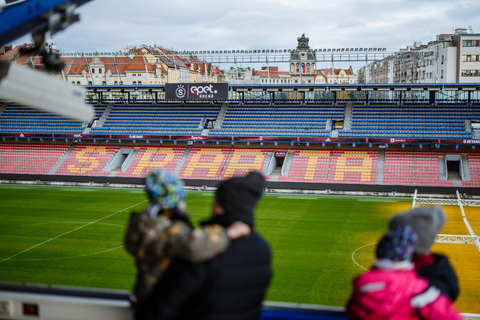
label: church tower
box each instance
[289,34,316,84]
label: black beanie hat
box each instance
[215,172,265,215]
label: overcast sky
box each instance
[9,0,480,70]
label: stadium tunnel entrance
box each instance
[447,160,461,181]
[106,148,139,172]
[264,151,287,178]
[442,154,469,182]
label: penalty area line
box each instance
[0,200,148,264]
[351,242,376,271]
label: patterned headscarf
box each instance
[376,225,418,262]
[145,169,186,214]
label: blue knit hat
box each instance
[145,169,186,212]
[376,225,418,262]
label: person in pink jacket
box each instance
[346,225,462,320]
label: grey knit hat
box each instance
[389,206,446,254]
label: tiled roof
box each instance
[252,70,290,78]
[315,74,328,82]
[320,68,353,76]
[60,55,156,75]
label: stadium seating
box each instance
[278,148,378,184]
[209,105,343,136]
[383,150,457,186]
[55,144,119,176]
[178,147,231,180]
[221,147,278,179]
[383,150,416,185]
[115,146,186,177]
[0,105,84,134]
[339,105,477,139]
[463,153,480,187]
[177,147,273,180]
[2,103,478,140]
[0,143,69,174]
[1,142,480,188]
[328,149,378,184]
[414,151,454,186]
[90,105,220,135]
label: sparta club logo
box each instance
[175,85,187,98]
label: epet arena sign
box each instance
[165,83,228,100]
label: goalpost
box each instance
[412,190,480,320]
[412,189,480,253]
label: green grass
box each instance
[0,185,411,307]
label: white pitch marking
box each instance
[0,221,126,232]
[351,242,376,271]
[0,200,147,264]
[12,245,125,261]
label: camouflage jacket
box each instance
[124,206,229,300]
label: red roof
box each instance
[252,70,289,78]
[320,68,353,76]
[59,55,156,75]
[315,74,328,82]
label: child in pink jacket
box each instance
[346,225,462,320]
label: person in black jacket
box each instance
[135,171,272,320]
[389,206,459,302]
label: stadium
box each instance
[1,1,480,319]
[1,81,480,319]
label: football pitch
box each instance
[0,184,479,313]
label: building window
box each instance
[462,70,480,77]
[138,81,142,85]
[462,55,480,62]
[99,68,102,74]
[77,81,80,85]
[133,81,137,85]
[463,40,480,47]
[91,69,95,74]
